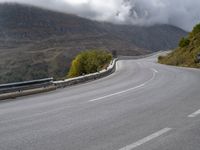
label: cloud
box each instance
[123,0,200,31]
[0,0,199,31]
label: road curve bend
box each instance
[0,54,200,150]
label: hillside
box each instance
[0,3,187,84]
[158,23,200,68]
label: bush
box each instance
[192,23,200,36]
[179,37,190,47]
[158,23,200,68]
[158,55,164,61]
[67,50,112,78]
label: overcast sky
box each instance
[0,0,200,31]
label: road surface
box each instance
[0,54,200,150]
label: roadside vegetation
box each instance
[158,23,200,68]
[67,50,113,78]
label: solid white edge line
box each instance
[118,128,172,150]
[188,109,200,118]
[89,68,157,102]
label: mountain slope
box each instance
[158,23,200,68]
[0,3,187,84]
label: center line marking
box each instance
[118,128,172,150]
[89,68,157,102]
[152,68,158,73]
[188,109,200,118]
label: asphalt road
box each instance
[0,53,200,150]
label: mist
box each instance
[0,0,199,31]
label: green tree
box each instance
[192,23,200,36]
[68,50,112,78]
[179,37,190,47]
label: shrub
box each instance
[192,23,200,36]
[158,55,164,61]
[158,23,200,68]
[179,37,190,48]
[67,50,112,78]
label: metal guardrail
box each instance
[0,78,53,94]
[53,59,117,88]
[0,59,117,99]
[0,51,159,99]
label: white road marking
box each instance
[152,68,158,73]
[118,128,172,150]
[89,84,145,102]
[89,68,157,102]
[188,109,200,118]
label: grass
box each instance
[158,23,200,68]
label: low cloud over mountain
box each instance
[0,0,199,31]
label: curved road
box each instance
[0,54,200,150]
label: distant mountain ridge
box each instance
[0,3,187,51]
[0,3,187,84]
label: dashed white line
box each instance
[89,84,145,102]
[118,128,172,150]
[188,109,200,118]
[152,68,158,73]
[89,68,157,102]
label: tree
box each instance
[192,23,200,36]
[67,50,112,78]
[179,37,190,48]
